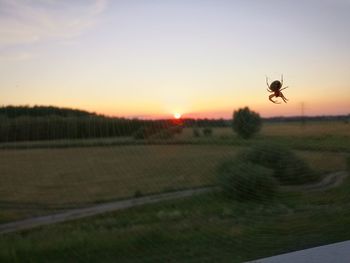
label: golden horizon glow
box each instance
[174,112,182,119]
[0,1,349,118]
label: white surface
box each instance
[248,240,350,263]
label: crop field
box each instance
[179,121,350,152]
[1,164,350,262]
[178,121,349,137]
[0,121,348,151]
[0,145,237,222]
[0,144,348,223]
[0,121,349,261]
[261,121,350,137]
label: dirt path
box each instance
[0,187,216,235]
[281,171,348,192]
[0,171,348,235]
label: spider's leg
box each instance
[280,86,288,91]
[266,76,270,89]
[281,92,288,100]
[267,88,273,93]
[280,92,288,103]
[281,74,283,86]
[269,94,281,104]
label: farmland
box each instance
[0,120,349,261]
[0,121,349,153]
[0,121,349,222]
[1,166,350,262]
[0,145,237,222]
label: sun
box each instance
[174,112,182,119]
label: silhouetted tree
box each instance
[232,107,262,139]
[203,127,213,137]
[193,127,201,137]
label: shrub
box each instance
[133,127,158,140]
[151,129,175,139]
[134,190,143,198]
[217,161,278,201]
[203,127,213,137]
[193,127,201,137]
[171,126,183,134]
[238,143,318,185]
[133,127,149,140]
[232,107,262,139]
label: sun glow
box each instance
[174,112,182,119]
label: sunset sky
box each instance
[0,0,349,118]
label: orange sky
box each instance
[0,0,349,119]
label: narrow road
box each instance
[0,187,217,235]
[281,171,348,192]
[0,171,347,235]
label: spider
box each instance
[266,75,289,104]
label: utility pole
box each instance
[301,102,305,127]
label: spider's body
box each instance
[266,75,289,104]
[269,80,282,92]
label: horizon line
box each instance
[1,104,349,120]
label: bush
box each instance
[133,127,157,140]
[238,143,318,185]
[134,190,143,198]
[232,107,262,139]
[133,127,148,139]
[217,161,278,201]
[193,127,201,137]
[171,126,183,134]
[151,129,175,139]
[203,127,213,137]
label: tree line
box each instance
[0,105,93,118]
[0,106,231,142]
[0,106,177,142]
[0,105,348,143]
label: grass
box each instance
[0,145,237,222]
[177,120,350,137]
[0,121,349,153]
[1,174,350,262]
[0,122,349,261]
[0,144,347,223]
[177,121,350,152]
[298,151,348,174]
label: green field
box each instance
[0,145,237,222]
[179,121,350,138]
[0,121,349,262]
[1,171,350,262]
[1,121,349,152]
[0,145,347,223]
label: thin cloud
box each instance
[0,0,108,48]
[0,51,34,61]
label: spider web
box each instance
[0,109,349,262]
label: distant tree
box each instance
[133,127,153,140]
[151,129,176,140]
[170,126,183,134]
[0,105,93,118]
[232,107,262,139]
[193,127,201,137]
[202,127,213,137]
